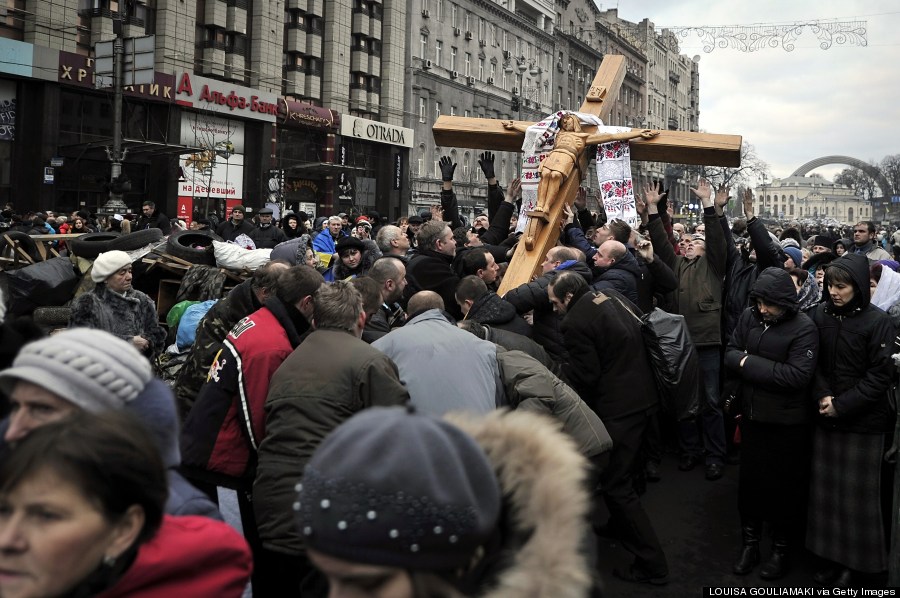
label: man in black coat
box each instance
[455,275,532,338]
[504,245,592,365]
[549,271,668,585]
[404,220,463,320]
[591,240,641,304]
[215,205,255,242]
[249,207,287,249]
[136,200,172,235]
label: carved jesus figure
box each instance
[503,113,658,249]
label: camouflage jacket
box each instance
[174,279,261,418]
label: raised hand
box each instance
[642,180,664,206]
[439,156,456,182]
[714,184,731,214]
[505,178,522,203]
[478,151,496,180]
[690,178,713,205]
[574,187,587,211]
[430,204,445,222]
[636,238,655,263]
[562,204,575,225]
[742,188,755,219]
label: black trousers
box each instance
[600,407,668,575]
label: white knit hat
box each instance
[0,328,152,412]
[91,250,133,283]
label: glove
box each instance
[478,151,495,180]
[439,156,456,182]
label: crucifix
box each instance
[432,55,742,296]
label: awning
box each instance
[284,162,368,175]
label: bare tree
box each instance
[879,154,900,196]
[834,166,877,200]
[695,141,770,190]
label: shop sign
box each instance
[340,115,413,148]
[175,73,278,122]
[58,51,174,102]
[393,154,402,190]
[178,152,244,199]
[278,99,337,129]
[0,80,15,141]
[180,112,245,154]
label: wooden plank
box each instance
[3,234,35,265]
[433,117,741,167]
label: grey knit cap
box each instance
[0,328,152,412]
[295,406,501,571]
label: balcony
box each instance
[368,56,380,78]
[226,5,247,34]
[350,50,367,72]
[285,70,306,96]
[286,0,307,10]
[307,31,322,56]
[286,28,307,51]
[668,70,680,84]
[667,117,678,130]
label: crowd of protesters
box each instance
[0,149,898,597]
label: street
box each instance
[594,454,872,596]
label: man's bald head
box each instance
[407,290,445,315]
[594,239,627,269]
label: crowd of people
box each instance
[0,150,898,596]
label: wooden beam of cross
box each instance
[432,55,743,296]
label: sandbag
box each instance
[3,257,79,317]
[213,240,272,271]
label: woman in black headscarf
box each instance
[806,253,896,587]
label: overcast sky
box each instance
[612,1,899,183]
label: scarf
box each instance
[515,111,639,231]
[873,265,900,312]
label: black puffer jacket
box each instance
[467,292,532,338]
[504,260,593,365]
[591,249,641,305]
[405,248,463,320]
[811,253,896,434]
[724,268,819,425]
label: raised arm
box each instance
[502,120,531,134]
[584,128,658,146]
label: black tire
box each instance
[166,230,223,266]
[108,228,164,252]
[69,232,121,259]
[1,230,40,261]
[32,306,72,328]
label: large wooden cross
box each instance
[432,55,742,296]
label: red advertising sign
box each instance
[57,51,174,103]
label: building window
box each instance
[478,58,484,80]
[465,53,471,77]
[419,97,426,123]
[478,17,484,40]
[450,3,457,27]
[418,145,426,177]
[420,34,428,59]
[450,47,457,71]
[435,101,441,122]
[450,106,456,116]
[435,41,443,66]
[464,10,469,32]
[436,0,443,20]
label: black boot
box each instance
[732,521,761,575]
[759,531,790,580]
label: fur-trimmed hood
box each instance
[443,409,592,598]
